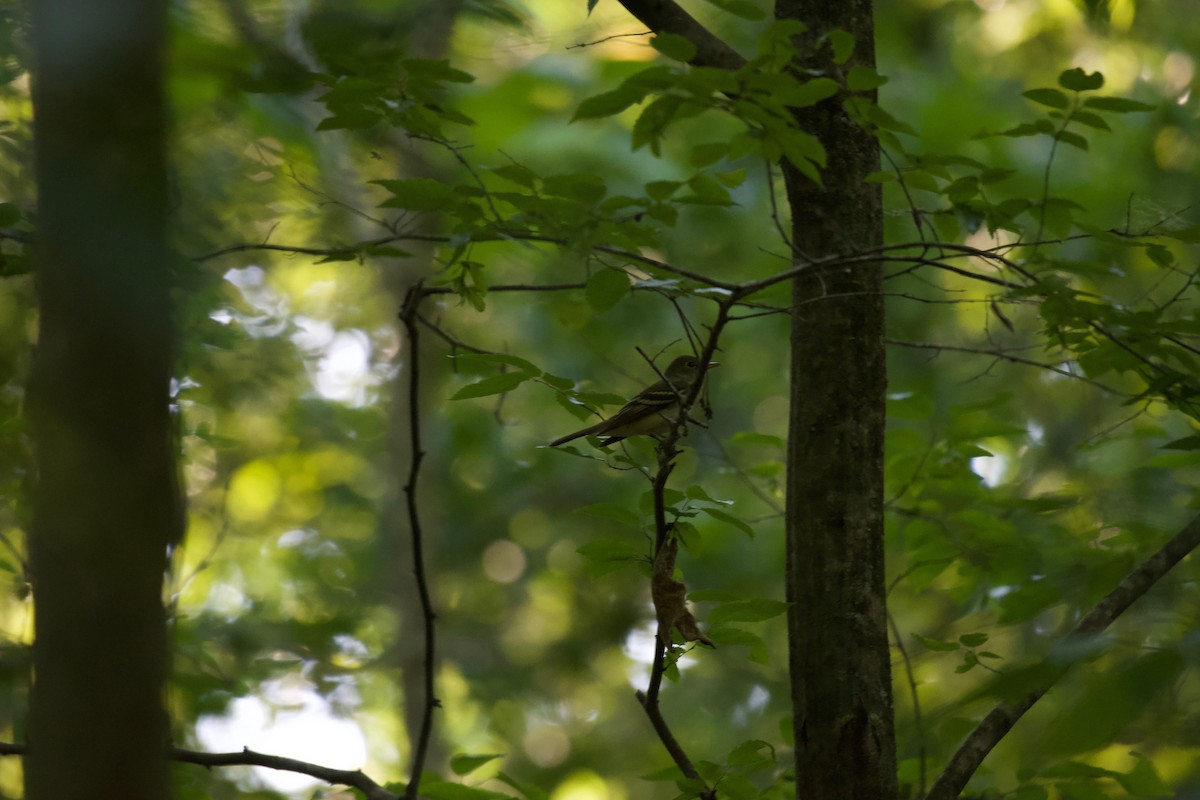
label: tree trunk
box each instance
[27,0,177,798]
[776,2,897,798]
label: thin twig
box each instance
[764,160,794,254]
[888,612,927,798]
[399,284,439,800]
[885,339,1125,395]
[566,30,653,50]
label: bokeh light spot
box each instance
[522,722,570,768]
[483,540,526,584]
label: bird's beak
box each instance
[706,362,719,369]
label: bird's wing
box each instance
[549,375,687,447]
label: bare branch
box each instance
[171,746,400,800]
[399,284,439,800]
[611,0,746,69]
[0,742,400,800]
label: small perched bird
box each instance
[549,355,717,448]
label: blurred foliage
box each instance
[1,0,1199,798]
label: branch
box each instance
[399,284,439,800]
[193,231,738,292]
[612,0,746,69]
[630,301,735,800]
[0,742,400,800]
[885,339,1126,395]
[889,612,927,798]
[171,746,399,800]
[926,514,1200,800]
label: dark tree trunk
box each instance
[776,2,897,799]
[27,0,177,798]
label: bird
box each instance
[549,355,717,448]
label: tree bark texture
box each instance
[777,2,897,798]
[27,1,177,798]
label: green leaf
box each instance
[777,130,828,181]
[495,771,548,800]
[1059,68,1104,91]
[572,87,642,121]
[0,202,20,226]
[700,506,755,538]
[944,175,979,202]
[847,65,888,91]
[651,32,697,62]
[401,58,475,84]
[959,632,989,648]
[706,625,770,663]
[1162,435,1200,451]
[1049,782,1107,800]
[645,180,682,200]
[640,764,688,782]
[913,633,960,652]
[452,353,541,376]
[449,753,504,776]
[419,773,510,800]
[685,485,730,504]
[887,392,932,420]
[1082,96,1156,113]
[708,598,789,625]
[1070,111,1111,131]
[587,0,600,14]
[1000,120,1056,137]
[576,502,642,527]
[542,173,606,203]
[632,94,686,154]
[1038,650,1185,757]
[1041,761,1113,780]
[576,537,644,575]
[1144,243,1174,266]
[585,268,630,312]
[316,108,382,131]
[718,773,761,800]
[1023,88,1070,109]
[826,29,855,64]
[776,77,840,108]
[372,178,458,211]
[726,739,775,769]
[715,168,746,188]
[1115,753,1173,797]
[1056,129,1089,151]
[690,142,729,167]
[488,163,538,189]
[700,0,765,20]
[315,249,358,264]
[684,172,733,205]
[450,372,528,400]
[728,431,784,448]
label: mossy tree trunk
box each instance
[776,2,898,798]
